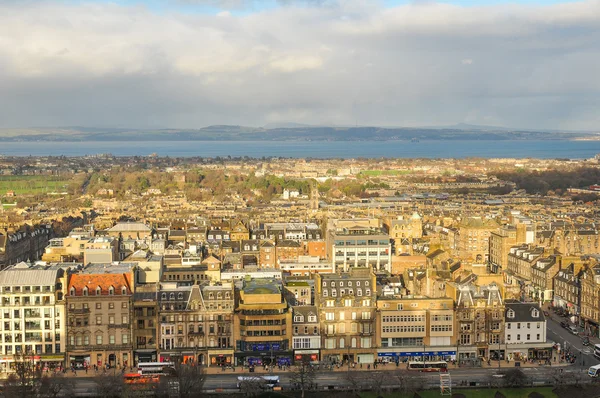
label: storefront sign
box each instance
[377,351,456,357]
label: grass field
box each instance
[359,387,558,398]
[0,175,71,195]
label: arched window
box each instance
[70,287,75,296]
[82,287,88,296]
[96,287,101,296]
[108,286,114,296]
[177,293,183,300]
[170,293,175,300]
[121,286,127,295]
[161,293,166,300]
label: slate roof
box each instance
[505,300,545,323]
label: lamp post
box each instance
[498,339,501,371]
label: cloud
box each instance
[0,0,599,130]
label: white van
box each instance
[587,364,600,377]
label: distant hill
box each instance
[0,125,597,142]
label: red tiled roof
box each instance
[67,273,132,296]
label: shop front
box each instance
[0,354,66,372]
[377,348,457,364]
[234,350,293,367]
[134,349,157,365]
[506,342,553,361]
[208,349,233,367]
[294,349,319,365]
[69,354,91,369]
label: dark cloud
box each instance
[0,0,598,129]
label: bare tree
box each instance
[343,370,366,396]
[94,373,125,398]
[501,368,529,388]
[290,362,317,398]
[366,371,390,396]
[237,377,266,397]
[156,363,206,398]
[392,369,425,394]
[2,353,41,398]
[38,373,75,398]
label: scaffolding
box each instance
[440,372,451,396]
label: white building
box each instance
[504,300,550,361]
[0,262,68,372]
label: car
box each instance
[561,321,567,328]
[543,311,549,316]
[569,325,579,335]
[582,336,590,346]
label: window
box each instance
[344,299,352,307]
[122,315,128,324]
[325,312,334,321]
[507,334,511,341]
[516,334,521,341]
[526,334,530,341]
[96,303,101,309]
[96,335,103,345]
[122,302,127,309]
[507,323,511,329]
[517,323,520,329]
[536,334,540,340]
[83,287,88,296]
[84,335,89,346]
[109,303,114,309]
[537,323,540,329]
[109,316,115,325]
[108,287,114,296]
[122,334,129,344]
[96,287,101,296]
[109,335,115,344]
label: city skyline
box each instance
[0,0,598,130]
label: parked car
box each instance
[582,336,590,346]
[569,325,579,335]
[560,321,567,328]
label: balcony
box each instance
[71,308,90,314]
[67,344,132,351]
[108,324,130,329]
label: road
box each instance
[546,310,597,368]
[67,366,591,396]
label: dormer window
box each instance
[108,286,114,296]
[82,287,88,296]
[70,287,75,296]
[532,309,539,318]
[96,287,101,296]
[121,287,127,295]
[507,309,515,319]
[294,315,304,323]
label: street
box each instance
[65,365,592,396]
[545,310,598,368]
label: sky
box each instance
[0,0,599,130]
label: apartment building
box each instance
[553,264,581,324]
[457,217,499,263]
[202,283,235,367]
[530,256,559,303]
[132,284,159,364]
[315,268,377,365]
[233,279,292,367]
[0,263,67,372]
[292,305,321,364]
[580,263,600,338]
[376,296,455,362]
[504,301,551,361]
[506,245,544,299]
[330,227,391,272]
[447,282,504,361]
[83,236,118,264]
[66,264,134,369]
